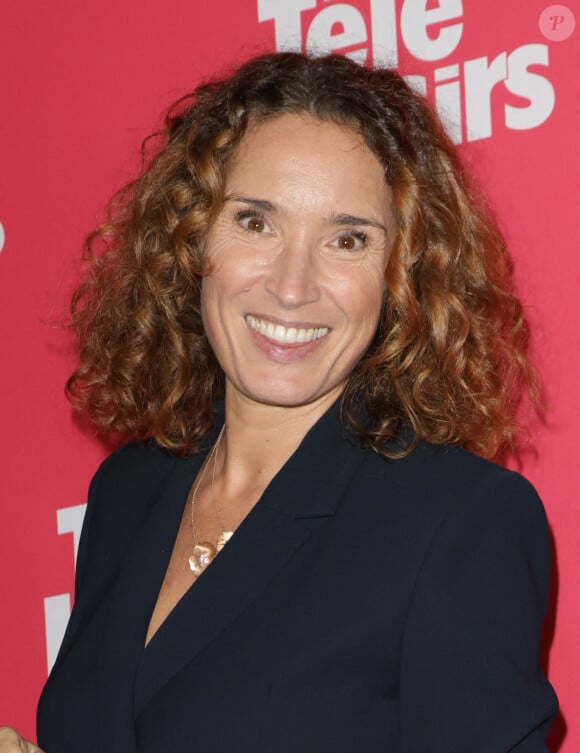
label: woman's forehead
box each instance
[227,114,387,191]
[219,114,393,234]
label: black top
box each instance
[37,400,557,752]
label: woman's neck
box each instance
[214,386,342,498]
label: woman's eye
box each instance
[237,212,268,234]
[332,231,367,251]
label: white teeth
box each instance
[246,315,329,344]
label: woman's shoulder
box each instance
[358,438,547,536]
[87,438,189,505]
[91,438,178,483]
[83,440,182,538]
[373,438,539,496]
[352,440,552,625]
[73,441,186,598]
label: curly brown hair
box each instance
[67,52,537,459]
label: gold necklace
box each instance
[188,426,234,575]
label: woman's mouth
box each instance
[245,315,329,345]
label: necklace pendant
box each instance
[189,541,217,575]
[216,530,234,553]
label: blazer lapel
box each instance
[93,450,204,753]
[134,399,369,716]
[133,500,311,715]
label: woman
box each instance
[3,52,557,752]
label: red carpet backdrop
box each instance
[0,0,578,748]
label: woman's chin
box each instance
[226,377,344,411]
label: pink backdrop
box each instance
[1,1,578,748]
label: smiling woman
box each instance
[61,53,534,461]
[9,52,557,753]
[200,113,393,408]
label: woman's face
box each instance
[201,113,394,411]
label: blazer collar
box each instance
[259,395,364,519]
[208,394,361,519]
[94,396,369,735]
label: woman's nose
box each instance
[264,242,320,308]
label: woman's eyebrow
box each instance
[224,196,386,234]
[330,213,387,233]
[224,194,276,212]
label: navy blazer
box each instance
[37,401,557,752]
